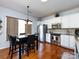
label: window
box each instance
[18,20,26,35]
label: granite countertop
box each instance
[50,32,76,36]
[48,28,79,30]
[48,28,76,36]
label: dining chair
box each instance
[8,35,19,59]
[26,35,36,55]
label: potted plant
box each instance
[0,20,2,30]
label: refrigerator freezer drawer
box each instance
[46,33,51,43]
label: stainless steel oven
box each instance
[75,29,79,36]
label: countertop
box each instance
[48,32,76,36]
[48,28,76,36]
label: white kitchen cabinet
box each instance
[62,13,79,28]
[61,35,70,48]
[48,24,52,28]
[46,33,51,43]
[61,35,75,49]
[69,36,75,49]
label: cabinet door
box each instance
[62,13,79,28]
[61,35,69,48]
[61,35,75,49]
[69,36,75,49]
[46,33,51,43]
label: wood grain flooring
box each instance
[0,43,75,59]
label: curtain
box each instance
[25,23,32,35]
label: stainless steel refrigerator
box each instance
[37,24,47,42]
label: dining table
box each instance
[16,35,38,59]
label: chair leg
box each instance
[10,47,13,59]
[15,45,16,50]
[22,44,24,54]
[32,44,35,53]
[34,44,35,53]
[8,48,11,55]
[8,44,11,55]
[27,49,29,56]
[26,45,30,56]
[36,41,38,50]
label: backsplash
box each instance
[48,28,75,35]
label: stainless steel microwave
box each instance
[52,23,61,29]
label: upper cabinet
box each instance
[43,17,61,29]
[48,17,61,29]
[62,13,79,28]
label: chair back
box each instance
[9,36,17,46]
[27,35,35,44]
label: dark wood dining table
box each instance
[16,35,38,59]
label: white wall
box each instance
[29,16,38,34]
[0,6,38,49]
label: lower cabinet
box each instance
[61,35,75,49]
[61,35,69,48]
[69,36,75,49]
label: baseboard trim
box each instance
[45,41,74,52]
[0,47,9,51]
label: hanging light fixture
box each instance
[26,6,32,24]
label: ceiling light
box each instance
[41,0,48,2]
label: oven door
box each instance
[75,29,79,36]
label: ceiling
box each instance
[0,0,79,17]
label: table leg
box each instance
[19,43,21,59]
[36,40,38,50]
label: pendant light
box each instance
[26,6,32,24]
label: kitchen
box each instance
[0,0,79,59]
[38,12,79,57]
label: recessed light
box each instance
[41,0,48,2]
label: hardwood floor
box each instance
[0,43,75,59]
